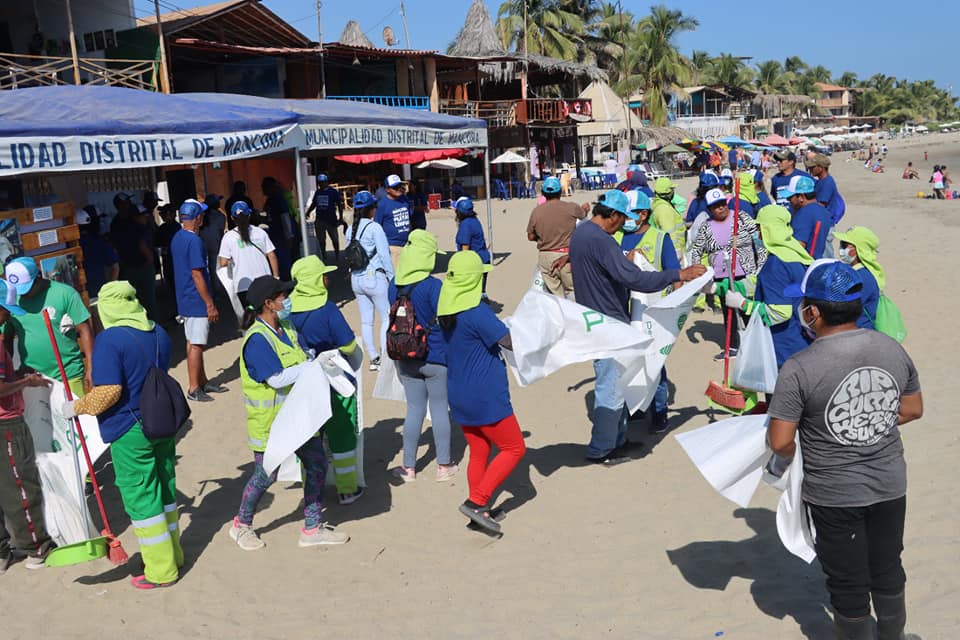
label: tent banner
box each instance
[302,124,487,151]
[0,123,300,177]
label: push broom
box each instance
[41,309,128,566]
[705,177,746,411]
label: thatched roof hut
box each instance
[338,20,375,48]
[753,93,815,113]
[635,125,695,146]
[448,0,505,57]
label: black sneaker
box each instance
[187,388,214,402]
[586,451,630,466]
[204,382,228,394]
[651,411,670,434]
[713,348,738,361]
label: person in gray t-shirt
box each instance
[767,261,923,640]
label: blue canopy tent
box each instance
[0,86,300,176]
[719,135,749,146]
[185,92,492,252]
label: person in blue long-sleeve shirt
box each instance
[569,190,705,465]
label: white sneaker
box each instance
[229,518,265,551]
[369,357,381,371]
[298,523,349,547]
[23,555,46,570]
[436,464,459,482]
[391,466,416,482]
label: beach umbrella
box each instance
[416,158,468,169]
[491,150,527,164]
[863,123,873,129]
[762,134,789,146]
[788,136,806,145]
[719,135,749,146]
[658,143,688,154]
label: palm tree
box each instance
[582,1,632,72]
[628,5,698,125]
[704,53,754,91]
[691,50,712,79]
[806,65,832,84]
[783,56,807,75]
[495,0,586,59]
[837,71,858,88]
[754,59,786,95]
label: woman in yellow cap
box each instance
[387,230,458,483]
[833,226,882,329]
[438,251,524,535]
[288,255,365,506]
[63,281,180,588]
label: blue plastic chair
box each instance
[493,178,510,200]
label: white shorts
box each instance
[182,316,209,346]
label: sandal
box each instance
[130,574,177,590]
[458,501,501,534]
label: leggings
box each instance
[397,361,451,469]
[461,414,526,506]
[807,496,907,618]
[237,436,327,529]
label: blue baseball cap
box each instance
[632,191,651,211]
[4,257,39,296]
[783,259,863,302]
[599,189,638,220]
[541,177,562,195]
[316,173,329,183]
[0,279,24,316]
[230,201,253,218]
[454,197,474,214]
[778,175,815,198]
[179,198,207,221]
[699,172,720,187]
[353,190,378,209]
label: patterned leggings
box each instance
[237,435,327,529]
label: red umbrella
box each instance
[787,136,806,145]
[762,134,790,146]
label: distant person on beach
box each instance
[603,154,618,186]
[767,261,923,640]
[902,162,920,180]
[931,166,945,198]
[305,174,345,264]
[454,197,491,300]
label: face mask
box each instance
[798,304,817,339]
[277,297,292,321]
[622,219,638,233]
[838,247,856,265]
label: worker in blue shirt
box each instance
[779,175,833,259]
[376,174,426,266]
[770,150,812,207]
[753,169,774,209]
[453,197,491,300]
[304,174,345,264]
[834,226,883,329]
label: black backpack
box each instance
[386,282,429,361]
[344,218,375,272]
[126,329,190,440]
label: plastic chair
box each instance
[493,178,510,200]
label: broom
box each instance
[705,176,746,411]
[43,310,128,565]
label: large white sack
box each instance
[216,265,245,322]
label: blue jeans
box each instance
[351,270,390,360]
[397,361,452,468]
[654,367,669,414]
[588,358,628,458]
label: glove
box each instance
[59,313,75,334]
[714,280,730,298]
[764,453,792,478]
[725,290,747,311]
[61,399,77,420]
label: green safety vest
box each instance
[616,227,666,271]
[239,319,308,452]
[651,197,686,259]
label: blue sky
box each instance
[145,0,957,95]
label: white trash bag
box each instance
[730,312,778,393]
[530,265,547,292]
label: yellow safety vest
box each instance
[239,319,308,452]
[651,197,686,260]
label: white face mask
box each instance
[798,304,817,339]
[838,247,856,265]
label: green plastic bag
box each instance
[874,295,906,343]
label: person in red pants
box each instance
[437,251,525,535]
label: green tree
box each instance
[703,53,755,91]
[495,0,586,59]
[583,2,633,72]
[783,55,807,75]
[754,59,786,95]
[837,71,858,87]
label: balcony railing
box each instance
[817,98,849,109]
[439,98,591,128]
[0,52,158,91]
[327,95,430,110]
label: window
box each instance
[82,29,116,53]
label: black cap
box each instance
[773,150,796,161]
[245,276,295,311]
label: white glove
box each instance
[701,281,717,295]
[61,399,77,419]
[725,290,747,310]
[59,313,75,334]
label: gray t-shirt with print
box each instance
[768,329,920,507]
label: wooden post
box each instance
[154,0,172,93]
[65,0,81,85]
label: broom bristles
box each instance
[106,535,129,565]
[705,380,747,410]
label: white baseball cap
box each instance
[385,174,404,189]
[5,257,39,295]
[705,188,727,206]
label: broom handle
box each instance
[809,221,821,258]
[723,178,741,385]
[42,310,114,537]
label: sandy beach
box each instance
[3,133,958,640]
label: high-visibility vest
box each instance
[651,197,686,259]
[239,319,308,452]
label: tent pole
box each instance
[294,148,310,258]
[484,148,493,254]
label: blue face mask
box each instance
[622,219,638,233]
[277,297,292,321]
